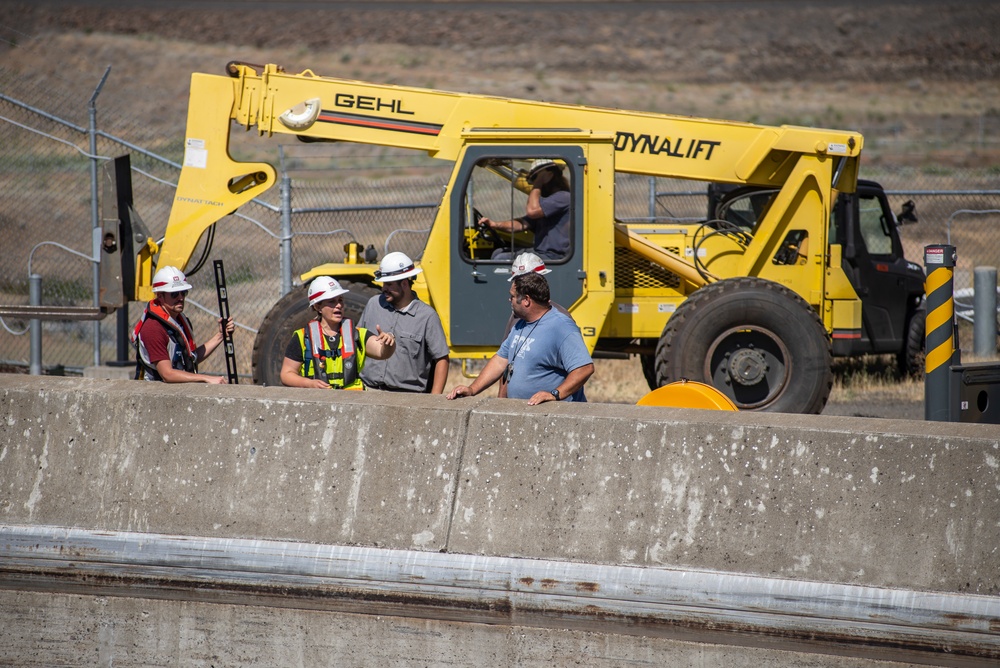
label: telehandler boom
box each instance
[137,62,924,413]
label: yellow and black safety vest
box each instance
[296,319,367,390]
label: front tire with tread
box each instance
[654,277,833,414]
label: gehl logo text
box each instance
[334,93,415,116]
[616,132,721,160]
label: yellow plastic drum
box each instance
[637,379,739,411]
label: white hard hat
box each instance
[308,276,349,306]
[527,159,560,182]
[508,252,552,281]
[151,265,193,293]
[374,251,422,282]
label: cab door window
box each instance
[461,157,573,264]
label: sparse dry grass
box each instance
[439,354,930,416]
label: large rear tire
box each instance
[654,277,833,414]
[251,280,379,386]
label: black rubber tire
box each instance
[899,307,926,379]
[639,353,658,391]
[251,280,379,386]
[654,277,833,414]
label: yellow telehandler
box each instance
[131,62,924,413]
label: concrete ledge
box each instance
[81,365,134,380]
[0,589,906,668]
[1,374,998,594]
[0,375,468,551]
[450,401,1000,593]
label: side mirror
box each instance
[896,199,918,225]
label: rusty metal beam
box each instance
[0,305,110,321]
[1,525,997,665]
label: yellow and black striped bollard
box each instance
[923,245,958,421]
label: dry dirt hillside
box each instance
[14,1,1000,83]
[6,1,999,166]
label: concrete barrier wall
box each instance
[2,375,998,594]
[449,407,1000,594]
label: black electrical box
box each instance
[949,362,1000,424]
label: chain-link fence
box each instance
[2,65,998,378]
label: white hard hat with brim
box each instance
[527,159,559,182]
[508,252,552,281]
[152,265,193,293]
[374,251,422,282]
[308,276,349,306]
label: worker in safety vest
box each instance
[132,265,235,383]
[280,276,396,390]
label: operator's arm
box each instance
[194,317,234,362]
[523,187,545,219]
[483,188,549,232]
[365,325,396,360]
[155,360,227,385]
[279,357,329,389]
[446,354,508,400]
[480,187,546,234]
[430,357,450,394]
[482,215,530,234]
[526,363,595,406]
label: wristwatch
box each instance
[549,389,561,401]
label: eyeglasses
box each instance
[508,293,522,302]
[164,290,189,299]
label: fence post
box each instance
[88,66,111,366]
[29,274,42,376]
[924,245,958,421]
[973,266,998,358]
[280,174,293,296]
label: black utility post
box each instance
[107,155,136,367]
[923,245,957,421]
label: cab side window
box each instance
[858,194,895,257]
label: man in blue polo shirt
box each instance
[447,271,593,405]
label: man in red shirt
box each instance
[132,265,234,383]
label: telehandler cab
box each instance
[131,62,924,413]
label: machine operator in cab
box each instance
[480,159,571,261]
[280,276,396,390]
